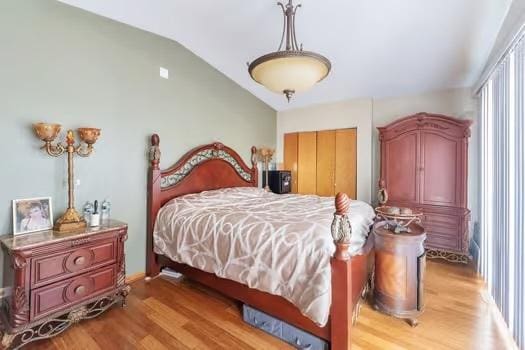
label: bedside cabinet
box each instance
[373,221,426,327]
[0,220,129,349]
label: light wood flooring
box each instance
[25,261,508,350]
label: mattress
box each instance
[153,187,375,326]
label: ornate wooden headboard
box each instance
[146,134,258,275]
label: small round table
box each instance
[373,221,426,327]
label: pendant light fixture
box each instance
[248,0,331,102]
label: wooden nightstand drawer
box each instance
[31,238,117,288]
[30,265,116,321]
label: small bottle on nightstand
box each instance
[83,201,94,221]
[101,199,111,222]
[90,200,100,227]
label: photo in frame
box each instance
[12,197,53,235]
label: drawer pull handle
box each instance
[71,238,90,247]
[74,256,86,265]
[75,285,86,295]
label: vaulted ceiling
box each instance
[59,0,511,111]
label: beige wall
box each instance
[0,0,275,283]
[277,88,479,225]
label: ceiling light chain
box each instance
[248,0,331,102]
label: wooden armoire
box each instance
[283,129,357,199]
[378,113,472,263]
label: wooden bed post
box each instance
[146,134,162,280]
[331,192,353,350]
[250,146,259,186]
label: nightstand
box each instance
[373,221,426,327]
[0,220,129,349]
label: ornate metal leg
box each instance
[2,294,123,349]
[425,249,470,264]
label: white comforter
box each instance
[153,187,375,326]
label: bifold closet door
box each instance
[335,129,357,199]
[316,130,336,196]
[297,132,317,194]
[284,133,299,193]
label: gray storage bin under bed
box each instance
[242,304,329,350]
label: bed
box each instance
[146,135,375,350]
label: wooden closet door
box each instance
[297,132,317,194]
[283,133,299,193]
[382,131,420,203]
[420,132,460,206]
[335,129,357,199]
[316,130,336,196]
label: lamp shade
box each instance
[247,1,331,101]
[249,51,330,95]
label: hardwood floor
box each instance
[24,261,507,350]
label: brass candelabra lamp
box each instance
[33,123,101,232]
[257,147,275,191]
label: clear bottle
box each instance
[83,201,94,221]
[101,199,111,222]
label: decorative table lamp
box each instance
[257,147,275,191]
[33,123,101,232]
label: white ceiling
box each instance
[59,0,511,111]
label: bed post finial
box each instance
[250,146,257,168]
[150,134,161,170]
[332,192,352,261]
[335,192,350,215]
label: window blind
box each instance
[480,32,525,349]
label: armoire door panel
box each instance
[335,129,357,199]
[284,133,299,193]
[420,132,459,206]
[383,131,419,203]
[297,132,317,194]
[316,130,336,196]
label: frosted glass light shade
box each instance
[249,51,331,95]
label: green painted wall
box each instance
[0,0,276,283]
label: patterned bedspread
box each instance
[153,187,375,326]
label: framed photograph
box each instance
[12,197,53,235]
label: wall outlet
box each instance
[159,67,169,79]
